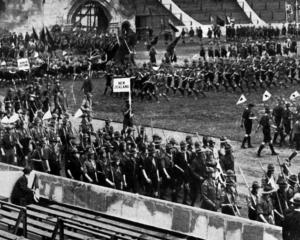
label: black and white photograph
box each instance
[0,0,300,239]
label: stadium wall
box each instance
[0,163,282,240]
[0,0,135,33]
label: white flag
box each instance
[262,91,272,102]
[42,109,52,121]
[236,94,247,105]
[1,116,9,124]
[74,108,83,118]
[152,66,160,71]
[8,113,19,123]
[290,91,300,100]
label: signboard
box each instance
[113,78,131,93]
[17,58,30,71]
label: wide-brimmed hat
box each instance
[261,185,276,194]
[290,193,300,207]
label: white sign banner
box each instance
[17,58,30,71]
[113,78,131,93]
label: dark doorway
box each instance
[71,1,109,32]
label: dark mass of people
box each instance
[1,22,300,239]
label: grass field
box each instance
[64,75,300,144]
[61,42,300,218]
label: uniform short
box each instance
[263,128,271,143]
[244,122,252,135]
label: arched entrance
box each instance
[68,0,112,32]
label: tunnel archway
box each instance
[68,0,112,32]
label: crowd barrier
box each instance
[0,162,282,240]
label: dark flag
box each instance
[32,27,39,41]
[216,16,225,26]
[150,36,159,46]
[40,27,46,44]
[168,19,179,32]
[114,37,131,63]
[166,35,181,54]
[105,36,120,61]
[45,27,54,47]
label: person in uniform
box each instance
[282,103,292,146]
[201,166,222,212]
[257,185,275,224]
[287,174,299,206]
[282,193,300,240]
[256,107,278,157]
[82,148,98,184]
[122,100,133,134]
[272,99,285,146]
[65,143,82,181]
[189,141,206,206]
[261,163,277,190]
[172,141,191,204]
[221,177,240,216]
[247,181,260,221]
[241,103,255,148]
[122,146,139,193]
[272,177,289,226]
[159,143,174,200]
[11,167,35,206]
[142,143,160,197]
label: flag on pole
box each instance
[152,66,160,71]
[216,16,225,26]
[290,91,300,100]
[236,94,247,105]
[262,91,272,102]
[42,109,52,120]
[74,108,83,118]
[9,113,19,123]
[168,19,179,33]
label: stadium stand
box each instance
[134,0,183,35]
[173,0,251,24]
[247,0,286,23]
[0,200,192,240]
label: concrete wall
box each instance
[0,163,282,240]
[0,0,135,33]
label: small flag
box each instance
[168,19,179,32]
[9,113,19,123]
[74,108,83,118]
[236,94,247,105]
[1,116,10,124]
[290,91,300,100]
[216,16,225,27]
[262,91,272,102]
[42,109,52,120]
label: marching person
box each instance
[172,141,191,204]
[241,103,255,148]
[256,107,278,157]
[272,177,289,226]
[257,185,275,224]
[122,100,133,134]
[247,181,260,221]
[201,166,222,212]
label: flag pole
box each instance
[129,84,132,117]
